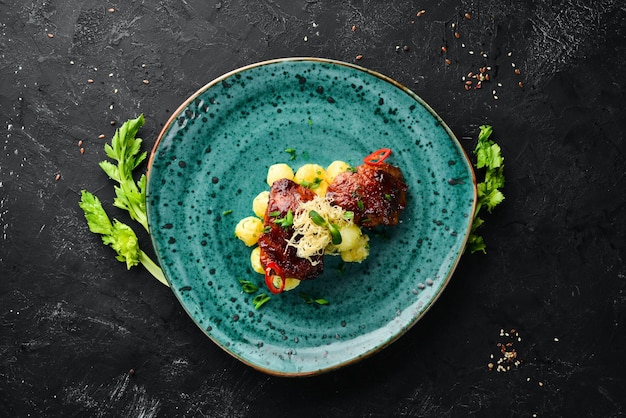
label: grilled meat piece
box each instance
[258,178,324,280]
[326,162,408,228]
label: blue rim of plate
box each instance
[146,57,477,376]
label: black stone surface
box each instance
[1,1,625,416]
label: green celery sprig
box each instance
[79,190,168,286]
[79,116,168,286]
[467,125,505,254]
[99,114,150,232]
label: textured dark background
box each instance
[1,0,625,416]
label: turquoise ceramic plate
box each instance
[146,58,476,376]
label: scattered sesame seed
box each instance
[47,33,54,38]
[416,9,426,17]
[518,81,524,88]
[512,62,516,67]
[304,36,308,42]
[507,51,513,56]
[441,45,447,53]
[108,7,115,13]
[538,381,544,387]
[454,31,460,39]
[351,25,357,32]
[355,54,363,60]
[87,79,94,83]
[515,68,521,75]
[78,140,83,147]
[554,337,559,342]
[55,174,61,181]
[80,147,85,154]
[445,58,451,65]
[493,95,499,100]
[464,12,471,19]
[143,79,150,84]
[109,73,113,77]
[98,134,105,139]
[70,60,75,65]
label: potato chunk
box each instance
[294,164,328,196]
[235,216,264,246]
[326,160,351,183]
[252,191,270,218]
[267,163,294,186]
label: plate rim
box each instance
[146,57,477,377]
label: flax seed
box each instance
[445,58,451,65]
[416,9,426,17]
[80,147,85,154]
[454,32,460,39]
[464,13,471,19]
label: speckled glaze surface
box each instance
[146,57,476,376]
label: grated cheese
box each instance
[285,195,361,263]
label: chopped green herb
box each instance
[273,209,293,228]
[309,210,342,244]
[384,193,392,201]
[222,209,233,216]
[343,211,354,221]
[239,279,259,294]
[299,292,329,305]
[263,225,271,234]
[285,148,297,160]
[309,210,326,226]
[357,200,365,211]
[328,223,342,245]
[467,125,505,254]
[300,177,323,189]
[253,293,271,309]
[269,211,282,217]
